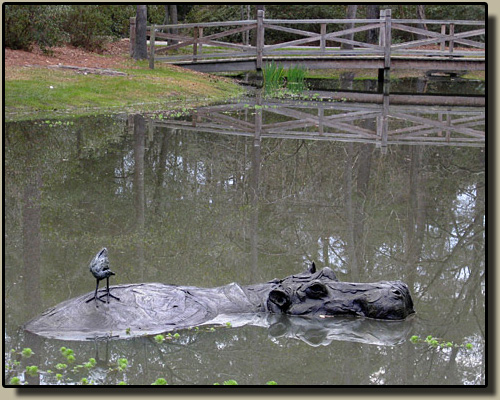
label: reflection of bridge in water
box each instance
[150,97,485,149]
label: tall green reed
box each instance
[286,64,307,93]
[262,61,285,94]
[262,62,308,95]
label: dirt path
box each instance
[4,39,134,71]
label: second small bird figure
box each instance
[86,247,120,307]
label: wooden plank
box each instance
[264,49,383,57]
[151,31,191,41]
[390,111,485,137]
[384,9,392,68]
[265,35,322,51]
[149,24,156,69]
[199,24,257,42]
[154,24,257,54]
[263,23,318,38]
[268,107,377,137]
[209,113,256,132]
[265,23,382,51]
[156,51,255,61]
[391,18,484,26]
[392,23,447,39]
[256,10,264,69]
[266,34,380,52]
[392,23,484,42]
[448,114,485,124]
[320,23,326,52]
[453,38,485,49]
[264,110,380,131]
[391,24,485,50]
[449,23,455,55]
[390,50,484,56]
[153,20,257,29]
[321,35,381,50]
[193,26,199,61]
[440,24,446,51]
[202,40,254,51]
[263,18,381,24]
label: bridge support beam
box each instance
[256,9,264,70]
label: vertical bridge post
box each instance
[129,17,136,57]
[256,9,264,70]
[378,9,392,95]
[149,24,156,69]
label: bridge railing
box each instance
[144,9,485,69]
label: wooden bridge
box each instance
[143,9,485,76]
[148,98,485,150]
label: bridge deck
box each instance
[170,55,485,73]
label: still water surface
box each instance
[4,96,485,385]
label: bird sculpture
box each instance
[85,248,120,306]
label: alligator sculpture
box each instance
[24,263,415,341]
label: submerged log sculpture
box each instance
[24,263,415,341]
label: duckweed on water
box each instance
[152,378,168,385]
[117,358,128,372]
[410,334,473,350]
[21,348,34,358]
[6,340,277,385]
[213,379,278,385]
[154,334,165,343]
[25,366,39,376]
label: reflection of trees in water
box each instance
[4,110,484,384]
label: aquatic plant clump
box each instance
[286,64,307,94]
[263,61,286,94]
[263,62,308,96]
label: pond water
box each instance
[4,94,485,385]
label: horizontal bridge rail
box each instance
[145,9,485,71]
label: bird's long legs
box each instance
[97,277,120,303]
[85,279,107,306]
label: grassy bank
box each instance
[4,62,245,121]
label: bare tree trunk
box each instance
[163,5,169,31]
[341,5,357,50]
[251,5,265,46]
[134,5,148,60]
[165,4,179,45]
[169,4,178,24]
[366,5,380,44]
[416,5,428,40]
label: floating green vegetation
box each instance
[5,346,130,385]
[21,348,34,358]
[213,379,278,385]
[117,358,128,372]
[10,377,21,385]
[6,333,272,385]
[152,378,168,385]
[410,334,474,350]
[154,334,166,343]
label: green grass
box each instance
[5,63,245,121]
